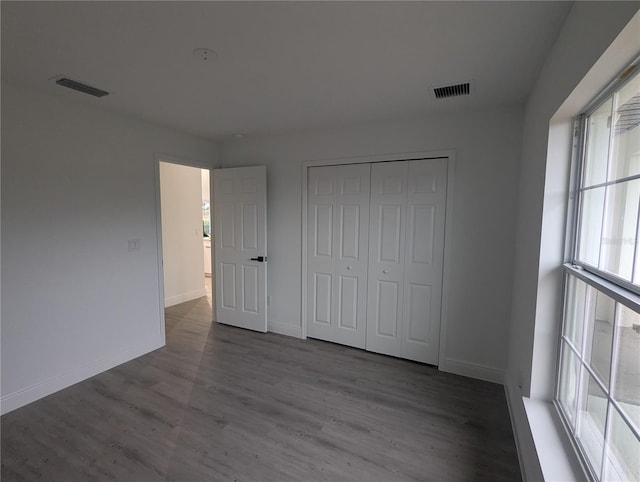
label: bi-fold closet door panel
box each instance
[307,164,371,349]
[367,159,447,364]
[366,161,408,357]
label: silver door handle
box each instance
[382,269,388,274]
[346,266,352,270]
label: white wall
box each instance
[160,162,206,307]
[1,82,218,414]
[221,106,524,381]
[505,3,639,480]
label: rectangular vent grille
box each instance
[433,82,470,99]
[55,77,109,98]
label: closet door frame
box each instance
[301,150,456,369]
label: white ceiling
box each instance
[1,1,572,141]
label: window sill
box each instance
[523,397,588,481]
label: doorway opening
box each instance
[157,159,215,328]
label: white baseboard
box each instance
[441,357,505,384]
[267,320,302,338]
[164,288,207,307]
[0,337,164,415]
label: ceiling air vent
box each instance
[433,82,471,99]
[54,77,109,98]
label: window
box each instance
[202,200,211,237]
[556,64,640,481]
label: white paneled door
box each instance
[367,159,447,364]
[213,166,267,332]
[307,164,371,348]
[306,158,448,365]
[366,161,408,358]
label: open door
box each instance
[213,166,267,332]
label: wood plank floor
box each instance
[2,295,521,481]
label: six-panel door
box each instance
[365,161,409,357]
[400,159,447,364]
[213,166,267,332]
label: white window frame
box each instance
[555,58,640,481]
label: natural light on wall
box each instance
[557,66,640,481]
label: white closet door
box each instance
[401,159,447,364]
[366,159,447,364]
[366,161,409,356]
[307,164,370,348]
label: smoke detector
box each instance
[193,48,217,62]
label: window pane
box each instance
[576,371,608,477]
[564,276,587,351]
[202,200,211,236]
[584,288,614,387]
[603,407,640,481]
[578,187,606,266]
[584,98,613,188]
[558,342,580,426]
[612,303,640,432]
[599,179,640,282]
[610,72,640,182]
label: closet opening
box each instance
[301,152,455,368]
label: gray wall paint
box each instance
[1,82,218,413]
[221,106,524,378]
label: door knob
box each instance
[382,269,388,274]
[346,266,352,270]
[250,256,267,262]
